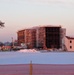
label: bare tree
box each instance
[0,21,4,28]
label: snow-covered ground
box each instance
[0,49,74,65]
[17,49,40,53]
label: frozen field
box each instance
[0,49,74,64]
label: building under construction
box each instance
[17,25,66,50]
[17,29,36,49]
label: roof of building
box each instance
[66,36,74,39]
[17,25,62,32]
[35,25,62,28]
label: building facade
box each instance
[17,25,66,50]
[17,29,36,49]
[17,29,25,45]
[65,36,74,51]
[36,26,66,50]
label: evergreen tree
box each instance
[0,21,4,28]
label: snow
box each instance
[17,49,40,53]
[0,50,74,65]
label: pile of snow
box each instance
[17,49,39,53]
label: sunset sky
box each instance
[0,0,74,42]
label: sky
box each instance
[0,0,74,42]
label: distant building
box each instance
[17,29,36,49]
[36,26,66,50]
[17,29,25,46]
[65,36,74,51]
[17,25,66,50]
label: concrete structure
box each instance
[17,25,66,50]
[60,28,66,51]
[17,29,36,49]
[17,29,25,45]
[36,26,66,50]
[65,36,74,51]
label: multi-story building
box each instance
[17,25,66,50]
[36,26,66,50]
[17,29,25,45]
[17,29,36,49]
[65,36,74,51]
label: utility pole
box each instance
[30,61,33,75]
[11,37,14,48]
